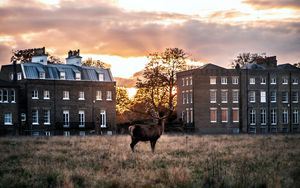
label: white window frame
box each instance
[78,91,85,100]
[189,77,192,85]
[249,91,256,103]
[232,76,239,85]
[75,72,81,80]
[249,77,255,85]
[232,108,239,123]
[96,90,102,100]
[11,89,15,103]
[32,90,39,99]
[260,108,266,125]
[282,77,288,85]
[292,92,298,103]
[292,78,298,85]
[185,77,189,86]
[210,108,217,123]
[4,113,12,125]
[221,90,228,103]
[182,91,185,104]
[9,73,14,80]
[189,90,193,104]
[232,89,239,103]
[63,91,70,100]
[186,90,189,104]
[221,108,228,123]
[292,110,299,124]
[106,91,112,101]
[210,76,216,85]
[282,92,288,103]
[64,131,70,136]
[260,91,266,103]
[270,91,276,103]
[79,110,85,127]
[182,78,185,86]
[43,90,50,100]
[3,89,8,103]
[186,108,190,123]
[270,77,276,85]
[221,77,227,85]
[32,110,39,125]
[45,131,51,136]
[282,109,288,124]
[21,113,26,121]
[261,77,266,84]
[39,72,45,79]
[17,73,22,80]
[210,89,217,103]
[190,108,193,123]
[250,109,256,125]
[98,73,104,81]
[100,110,106,128]
[44,110,50,125]
[63,110,70,127]
[60,72,66,80]
[271,109,277,125]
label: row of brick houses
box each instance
[0,48,116,136]
[177,56,300,133]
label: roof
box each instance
[242,63,265,70]
[21,63,113,81]
[199,63,227,70]
[277,64,300,70]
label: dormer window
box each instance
[60,72,66,80]
[75,73,81,80]
[39,72,45,79]
[9,73,14,80]
[282,77,288,84]
[17,73,22,80]
[98,73,104,81]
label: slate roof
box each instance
[22,63,113,81]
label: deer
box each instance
[128,118,165,153]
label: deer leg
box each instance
[130,138,138,152]
[150,140,157,153]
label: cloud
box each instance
[243,0,300,10]
[0,0,299,75]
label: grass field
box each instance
[0,134,299,188]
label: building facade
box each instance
[0,48,116,136]
[177,57,300,133]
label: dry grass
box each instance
[0,134,299,188]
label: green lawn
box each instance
[0,135,299,188]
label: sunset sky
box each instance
[0,0,299,78]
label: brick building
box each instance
[177,57,300,133]
[0,48,116,136]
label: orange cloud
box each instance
[244,0,300,10]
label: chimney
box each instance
[31,47,48,65]
[66,49,82,66]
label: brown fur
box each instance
[129,119,165,152]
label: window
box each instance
[39,72,45,79]
[261,77,266,84]
[11,89,15,103]
[210,108,217,123]
[249,78,255,85]
[186,108,190,123]
[79,110,85,127]
[78,91,85,100]
[75,73,81,80]
[271,109,277,125]
[106,91,112,101]
[3,89,8,102]
[17,73,22,80]
[0,90,2,102]
[182,91,186,104]
[32,90,38,99]
[186,90,189,104]
[292,110,299,124]
[60,72,66,80]
[63,91,69,100]
[292,78,298,85]
[9,73,13,80]
[221,108,228,123]
[79,131,85,136]
[282,109,288,124]
[63,110,69,127]
[96,91,102,100]
[232,108,239,123]
[270,77,276,84]
[210,90,217,103]
[250,109,256,125]
[221,77,227,85]
[232,90,239,103]
[44,90,50,99]
[210,77,216,85]
[21,113,26,121]
[260,91,266,103]
[182,78,185,86]
[232,77,239,84]
[221,90,228,103]
[190,108,193,123]
[100,110,106,128]
[190,90,193,104]
[98,73,104,81]
[189,77,192,85]
[186,78,189,86]
[292,92,298,103]
[64,131,70,136]
[44,110,50,125]
[260,109,266,125]
[4,113,12,125]
[45,131,51,136]
[32,110,39,125]
[282,77,288,84]
[249,91,255,103]
[270,91,276,103]
[282,92,288,103]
